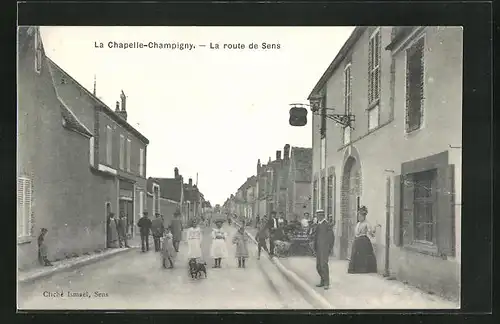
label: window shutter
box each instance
[368,38,373,104]
[25,178,33,236]
[436,164,455,257]
[418,38,425,129]
[17,178,25,237]
[401,174,414,245]
[393,175,402,246]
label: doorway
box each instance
[119,199,134,237]
[340,157,362,260]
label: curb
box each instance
[233,221,334,309]
[18,247,136,285]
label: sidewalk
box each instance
[279,256,459,309]
[18,236,142,284]
[239,222,459,309]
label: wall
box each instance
[17,31,112,269]
[312,26,462,299]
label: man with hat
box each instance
[266,211,279,257]
[312,209,335,290]
[151,213,165,252]
[137,211,152,252]
[169,210,183,252]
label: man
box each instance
[313,210,335,290]
[151,213,165,252]
[37,228,52,266]
[137,211,152,252]
[169,210,183,252]
[256,215,269,260]
[118,212,130,248]
[267,211,279,257]
[255,215,260,228]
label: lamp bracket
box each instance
[290,103,355,128]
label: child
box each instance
[186,219,203,263]
[161,228,177,269]
[210,220,228,268]
[232,226,249,268]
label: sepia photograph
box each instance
[17,25,462,310]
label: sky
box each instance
[40,26,355,206]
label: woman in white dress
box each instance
[210,220,228,268]
[186,219,203,261]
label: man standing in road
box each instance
[151,213,165,252]
[137,211,152,252]
[313,209,335,290]
[169,210,183,252]
[118,212,130,248]
[267,211,279,257]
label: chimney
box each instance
[115,101,120,112]
[268,157,271,163]
[257,159,261,174]
[276,150,281,160]
[174,167,179,179]
[119,90,128,121]
[284,144,290,160]
[189,178,193,186]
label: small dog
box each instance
[188,259,207,279]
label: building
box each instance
[286,147,313,221]
[17,26,149,270]
[308,26,462,299]
[48,56,149,244]
[182,178,204,223]
[146,167,184,226]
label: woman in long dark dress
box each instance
[347,206,379,274]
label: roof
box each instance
[291,147,312,182]
[308,27,367,100]
[148,177,183,202]
[385,27,416,51]
[46,58,150,145]
[19,27,93,139]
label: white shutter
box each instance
[17,178,25,237]
[89,137,95,166]
[17,177,32,237]
[126,139,131,172]
[106,126,112,165]
[119,135,124,169]
[139,148,144,177]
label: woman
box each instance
[232,226,249,268]
[210,220,228,268]
[186,219,203,262]
[347,206,379,274]
[37,228,52,266]
[107,213,119,248]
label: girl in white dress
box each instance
[186,219,203,261]
[210,220,228,268]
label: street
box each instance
[18,224,313,310]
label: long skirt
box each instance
[187,239,202,259]
[347,235,377,274]
[210,239,228,258]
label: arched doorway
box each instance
[340,156,362,260]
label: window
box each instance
[320,137,326,169]
[119,135,125,170]
[368,28,381,106]
[405,36,425,133]
[126,139,131,172]
[89,137,95,166]
[368,104,380,130]
[343,63,353,145]
[139,148,145,177]
[327,175,333,217]
[18,177,33,238]
[106,125,112,165]
[320,177,325,211]
[139,191,144,216]
[34,29,42,73]
[313,180,318,214]
[320,96,327,138]
[412,170,437,244]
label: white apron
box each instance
[186,227,202,259]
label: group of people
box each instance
[252,206,379,290]
[185,218,251,269]
[106,212,131,249]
